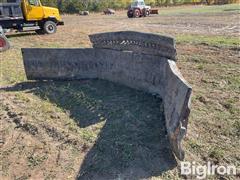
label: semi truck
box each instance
[0,0,64,52]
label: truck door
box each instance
[25,0,44,21]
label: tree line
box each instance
[40,0,238,13]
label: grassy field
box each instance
[0,4,239,180]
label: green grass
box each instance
[159,4,240,15]
[209,147,225,161]
[28,155,48,168]
[176,34,240,47]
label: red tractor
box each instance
[0,27,10,52]
[127,0,151,18]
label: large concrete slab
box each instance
[22,31,192,160]
[89,31,177,61]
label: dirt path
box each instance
[61,10,240,37]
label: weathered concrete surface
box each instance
[89,31,177,61]
[22,31,191,160]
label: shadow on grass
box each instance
[1,79,177,179]
[6,32,38,39]
[223,8,240,12]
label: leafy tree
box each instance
[38,0,237,13]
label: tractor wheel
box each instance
[143,9,147,17]
[0,35,10,52]
[143,9,150,17]
[133,9,140,18]
[43,21,57,34]
[127,10,133,18]
[146,10,150,16]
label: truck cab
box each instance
[21,0,62,23]
[0,0,64,34]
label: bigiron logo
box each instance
[181,161,238,179]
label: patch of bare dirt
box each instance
[0,94,88,179]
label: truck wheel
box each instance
[43,21,57,34]
[0,35,10,52]
[133,9,140,18]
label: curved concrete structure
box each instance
[22,31,192,160]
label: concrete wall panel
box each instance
[22,31,192,160]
